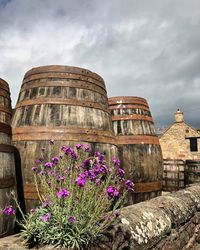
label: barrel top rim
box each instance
[0,78,9,87]
[108,96,147,102]
[23,65,105,83]
[108,96,148,106]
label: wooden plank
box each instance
[15,98,110,114]
[21,80,107,97]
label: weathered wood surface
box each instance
[185,160,200,185]
[0,78,16,238]
[163,159,185,191]
[109,96,163,204]
[12,66,117,212]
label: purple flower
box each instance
[56,188,70,198]
[117,168,125,177]
[39,170,46,175]
[125,180,134,191]
[41,212,51,222]
[30,208,37,213]
[44,162,54,168]
[81,158,91,169]
[99,164,108,174]
[42,201,51,208]
[76,143,83,150]
[111,157,120,167]
[2,205,15,215]
[114,211,121,218]
[56,175,61,182]
[76,176,86,188]
[88,170,96,180]
[95,179,101,186]
[35,158,43,163]
[94,151,105,161]
[68,216,76,223]
[61,176,66,182]
[48,170,56,176]
[49,139,54,145]
[52,157,59,165]
[31,166,38,172]
[107,186,120,199]
[84,144,91,152]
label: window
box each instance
[189,138,198,152]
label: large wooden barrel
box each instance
[163,159,185,191]
[0,78,16,237]
[12,65,117,211]
[108,96,163,204]
[185,160,200,186]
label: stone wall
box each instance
[0,185,200,250]
[91,185,200,250]
[159,122,200,160]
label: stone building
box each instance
[159,109,200,160]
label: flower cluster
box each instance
[1,205,16,215]
[8,140,134,250]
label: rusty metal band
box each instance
[134,181,162,193]
[16,98,110,114]
[23,72,105,89]
[116,135,160,145]
[109,96,148,106]
[22,184,41,199]
[0,85,10,93]
[0,122,12,135]
[0,89,11,99]
[12,126,117,145]
[0,176,16,189]
[185,170,200,173]
[24,66,104,83]
[109,104,150,111]
[111,114,153,123]
[0,105,12,115]
[0,144,15,153]
[20,79,107,97]
[109,100,149,108]
[0,78,9,90]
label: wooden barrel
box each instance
[185,160,200,186]
[108,96,163,204]
[0,78,16,237]
[12,65,117,211]
[163,159,185,191]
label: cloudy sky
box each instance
[0,0,200,128]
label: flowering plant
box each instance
[5,141,134,249]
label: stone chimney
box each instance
[175,109,184,123]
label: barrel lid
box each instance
[23,65,105,85]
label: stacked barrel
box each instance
[163,159,185,191]
[12,65,117,211]
[185,160,200,186]
[109,96,163,204]
[0,78,16,237]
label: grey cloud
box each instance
[0,0,200,128]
